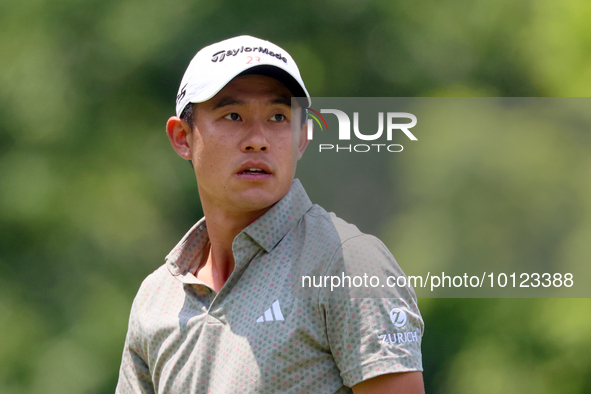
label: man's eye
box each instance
[224,113,241,121]
[270,114,286,122]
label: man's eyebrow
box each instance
[212,95,292,109]
[212,97,242,109]
[271,95,292,107]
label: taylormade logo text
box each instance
[307,109,417,153]
[211,46,288,63]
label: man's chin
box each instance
[233,188,288,212]
[234,195,281,212]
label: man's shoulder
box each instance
[141,264,172,286]
[294,203,418,304]
[302,204,384,252]
[294,204,395,277]
[131,265,178,309]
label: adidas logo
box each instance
[256,300,284,323]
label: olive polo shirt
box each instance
[116,179,423,393]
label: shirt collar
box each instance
[165,217,208,277]
[165,179,312,276]
[241,178,312,253]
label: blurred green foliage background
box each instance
[1,0,590,393]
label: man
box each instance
[116,35,424,393]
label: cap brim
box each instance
[237,65,310,108]
[184,64,311,109]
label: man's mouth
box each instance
[236,161,273,179]
[240,168,268,175]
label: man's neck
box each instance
[196,202,271,292]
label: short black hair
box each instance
[180,103,196,129]
[179,103,195,167]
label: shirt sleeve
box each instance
[318,233,424,388]
[115,292,155,394]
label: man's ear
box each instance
[296,118,311,160]
[166,116,192,160]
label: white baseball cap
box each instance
[175,35,311,117]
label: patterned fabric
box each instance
[116,179,423,393]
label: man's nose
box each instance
[240,121,270,152]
